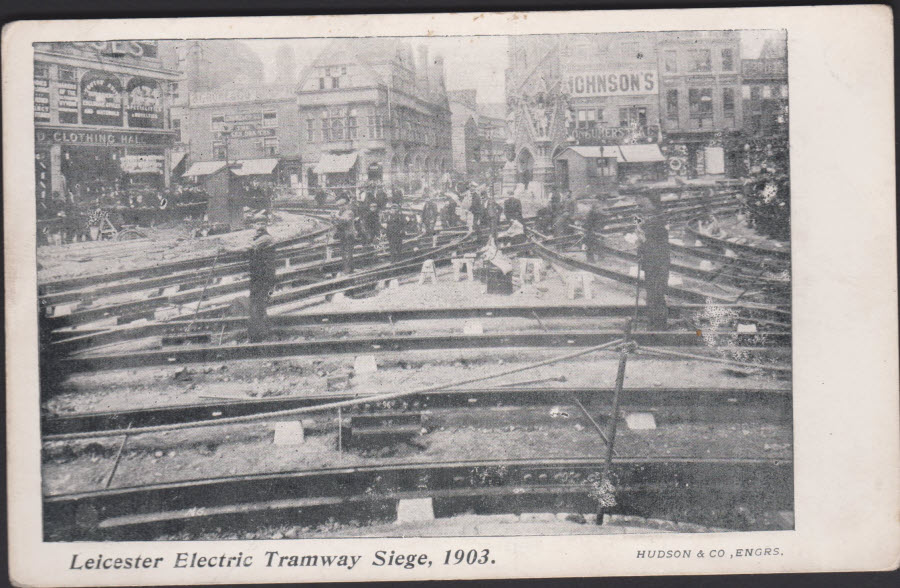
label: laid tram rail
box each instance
[43,456,793,540]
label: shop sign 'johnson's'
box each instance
[567,70,658,97]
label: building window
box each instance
[213,142,226,160]
[348,109,358,139]
[331,117,344,140]
[59,111,78,124]
[306,119,317,142]
[264,137,278,156]
[619,106,648,128]
[663,50,677,73]
[723,87,735,117]
[368,114,384,139]
[750,85,762,101]
[58,67,76,82]
[576,109,600,129]
[322,117,330,141]
[666,89,679,121]
[688,49,712,72]
[262,111,277,128]
[211,115,224,131]
[35,62,50,78]
[689,88,714,119]
[319,78,326,90]
[331,76,340,89]
[721,48,735,71]
[742,85,751,99]
[589,158,615,177]
[172,119,181,143]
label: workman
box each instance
[470,188,483,228]
[443,197,458,229]
[247,223,276,342]
[422,199,439,236]
[375,184,388,211]
[636,192,670,330]
[362,201,381,244]
[582,199,608,263]
[333,195,357,274]
[384,203,406,263]
[503,193,523,224]
[485,196,502,239]
[391,187,404,207]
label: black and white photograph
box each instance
[4,6,897,584]
[34,29,794,542]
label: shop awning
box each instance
[170,152,187,172]
[183,161,226,177]
[618,144,666,163]
[231,158,280,176]
[559,146,624,162]
[314,152,358,174]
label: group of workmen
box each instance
[244,183,671,341]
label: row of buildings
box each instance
[505,31,788,198]
[33,32,787,210]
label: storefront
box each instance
[312,152,359,190]
[34,127,176,205]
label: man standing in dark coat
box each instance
[384,203,406,264]
[583,200,607,263]
[247,223,276,342]
[422,199,439,236]
[636,192,670,330]
[334,195,357,274]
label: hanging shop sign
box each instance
[127,79,163,128]
[35,127,175,146]
[566,70,658,97]
[217,127,276,139]
[120,154,164,174]
[81,75,123,126]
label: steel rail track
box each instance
[43,456,793,539]
[685,221,791,261]
[50,303,791,354]
[61,329,791,373]
[42,386,792,437]
[38,214,335,294]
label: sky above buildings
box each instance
[242,30,783,107]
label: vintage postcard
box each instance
[4,6,898,585]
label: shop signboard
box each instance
[120,154,164,174]
[217,127,276,139]
[191,85,294,107]
[81,74,123,126]
[127,79,163,128]
[566,70,658,97]
[57,82,79,112]
[573,125,660,145]
[34,77,50,121]
[35,127,175,147]
[224,112,263,123]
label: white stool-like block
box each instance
[463,321,484,335]
[273,421,305,445]
[418,259,438,285]
[625,412,657,430]
[354,354,378,374]
[667,275,683,286]
[699,260,714,271]
[332,292,346,302]
[389,279,400,289]
[396,498,435,524]
[724,249,737,258]
[737,323,758,334]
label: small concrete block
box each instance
[628,265,639,277]
[699,260,714,271]
[396,498,434,524]
[737,323,758,334]
[724,249,737,258]
[161,286,178,297]
[624,233,638,244]
[463,320,484,335]
[354,354,378,375]
[332,292,346,303]
[667,275,683,286]
[52,304,74,317]
[695,240,704,247]
[389,279,400,289]
[273,421,304,445]
[668,238,684,246]
[625,412,657,430]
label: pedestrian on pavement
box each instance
[636,191,670,330]
[247,223,276,342]
[385,203,406,263]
